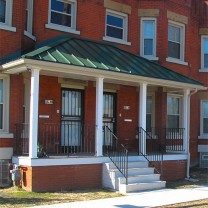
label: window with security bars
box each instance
[0,160,10,186]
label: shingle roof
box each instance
[19,35,203,86]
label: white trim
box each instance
[0,133,14,138]
[142,56,159,61]
[104,9,129,44]
[198,144,208,152]
[0,24,16,32]
[45,23,80,34]
[25,0,34,36]
[24,30,36,41]
[198,135,208,139]
[166,57,188,66]
[167,20,186,63]
[140,17,157,58]
[199,68,208,72]
[103,36,131,45]
[2,58,206,90]
[46,0,79,33]
[201,35,208,70]
[12,154,188,167]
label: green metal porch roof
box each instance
[21,35,203,86]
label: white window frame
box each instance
[167,94,182,129]
[199,100,208,139]
[24,0,36,41]
[0,0,16,32]
[45,0,80,35]
[166,21,188,66]
[140,17,158,61]
[103,9,131,46]
[0,75,11,137]
[199,36,208,72]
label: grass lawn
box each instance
[0,167,207,208]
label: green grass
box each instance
[0,187,122,207]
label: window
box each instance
[0,0,16,32]
[146,95,153,132]
[0,160,10,186]
[167,95,182,129]
[0,76,9,134]
[201,100,208,135]
[45,0,80,34]
[200,36,208,71]
[140,18,158,60]
[24,0,35,40]
[167,21,186,65]
[103,10,130,45]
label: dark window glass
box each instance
[0,0,6,23]
[203,118,208,133]
[144,39,153,55]
[146,114,152,132]
[168,115,179,129]
[204,54,208,68]
[107,15,123,27]
[106,25,123,39]
[168,42,180,59]
[51,0,72,27]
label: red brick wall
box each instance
[152,160,187,181]
[20,164,102,192]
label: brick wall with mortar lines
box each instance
[20,164,102,192]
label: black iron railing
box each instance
[147,127,185,152]
[138,127,164,175]
[103,125,128,185]
[14,123,95,156]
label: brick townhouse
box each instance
[0,0,207,192]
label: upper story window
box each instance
[45,0,80,35]
[200,100,208,136]
[140,18,158,60]
[200,36,208,72]
[24,0,35,41]
[103,10,131,46]
[166,21,187,66]
[167,95,182,129]
[0,0,16,32]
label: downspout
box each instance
[186,88,198,180]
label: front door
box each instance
[61,89,83,153]
[103,93,116,145]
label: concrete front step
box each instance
[107,161,148,169]
[111,167,155,176]
[120,181,166,193]
[119,174,161,184]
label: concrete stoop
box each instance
[102,161,166,193]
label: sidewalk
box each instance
[32,186,208,208]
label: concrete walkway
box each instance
[32,186,208,208]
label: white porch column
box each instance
[139,82,147,154]
[29,68,40,158]
[183,89,190,153]
[95,77,104,156]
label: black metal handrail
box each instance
[138,127,164,175]
[147,127,185,152]
[103,125,129,185]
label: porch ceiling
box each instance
[1,35,204,88]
